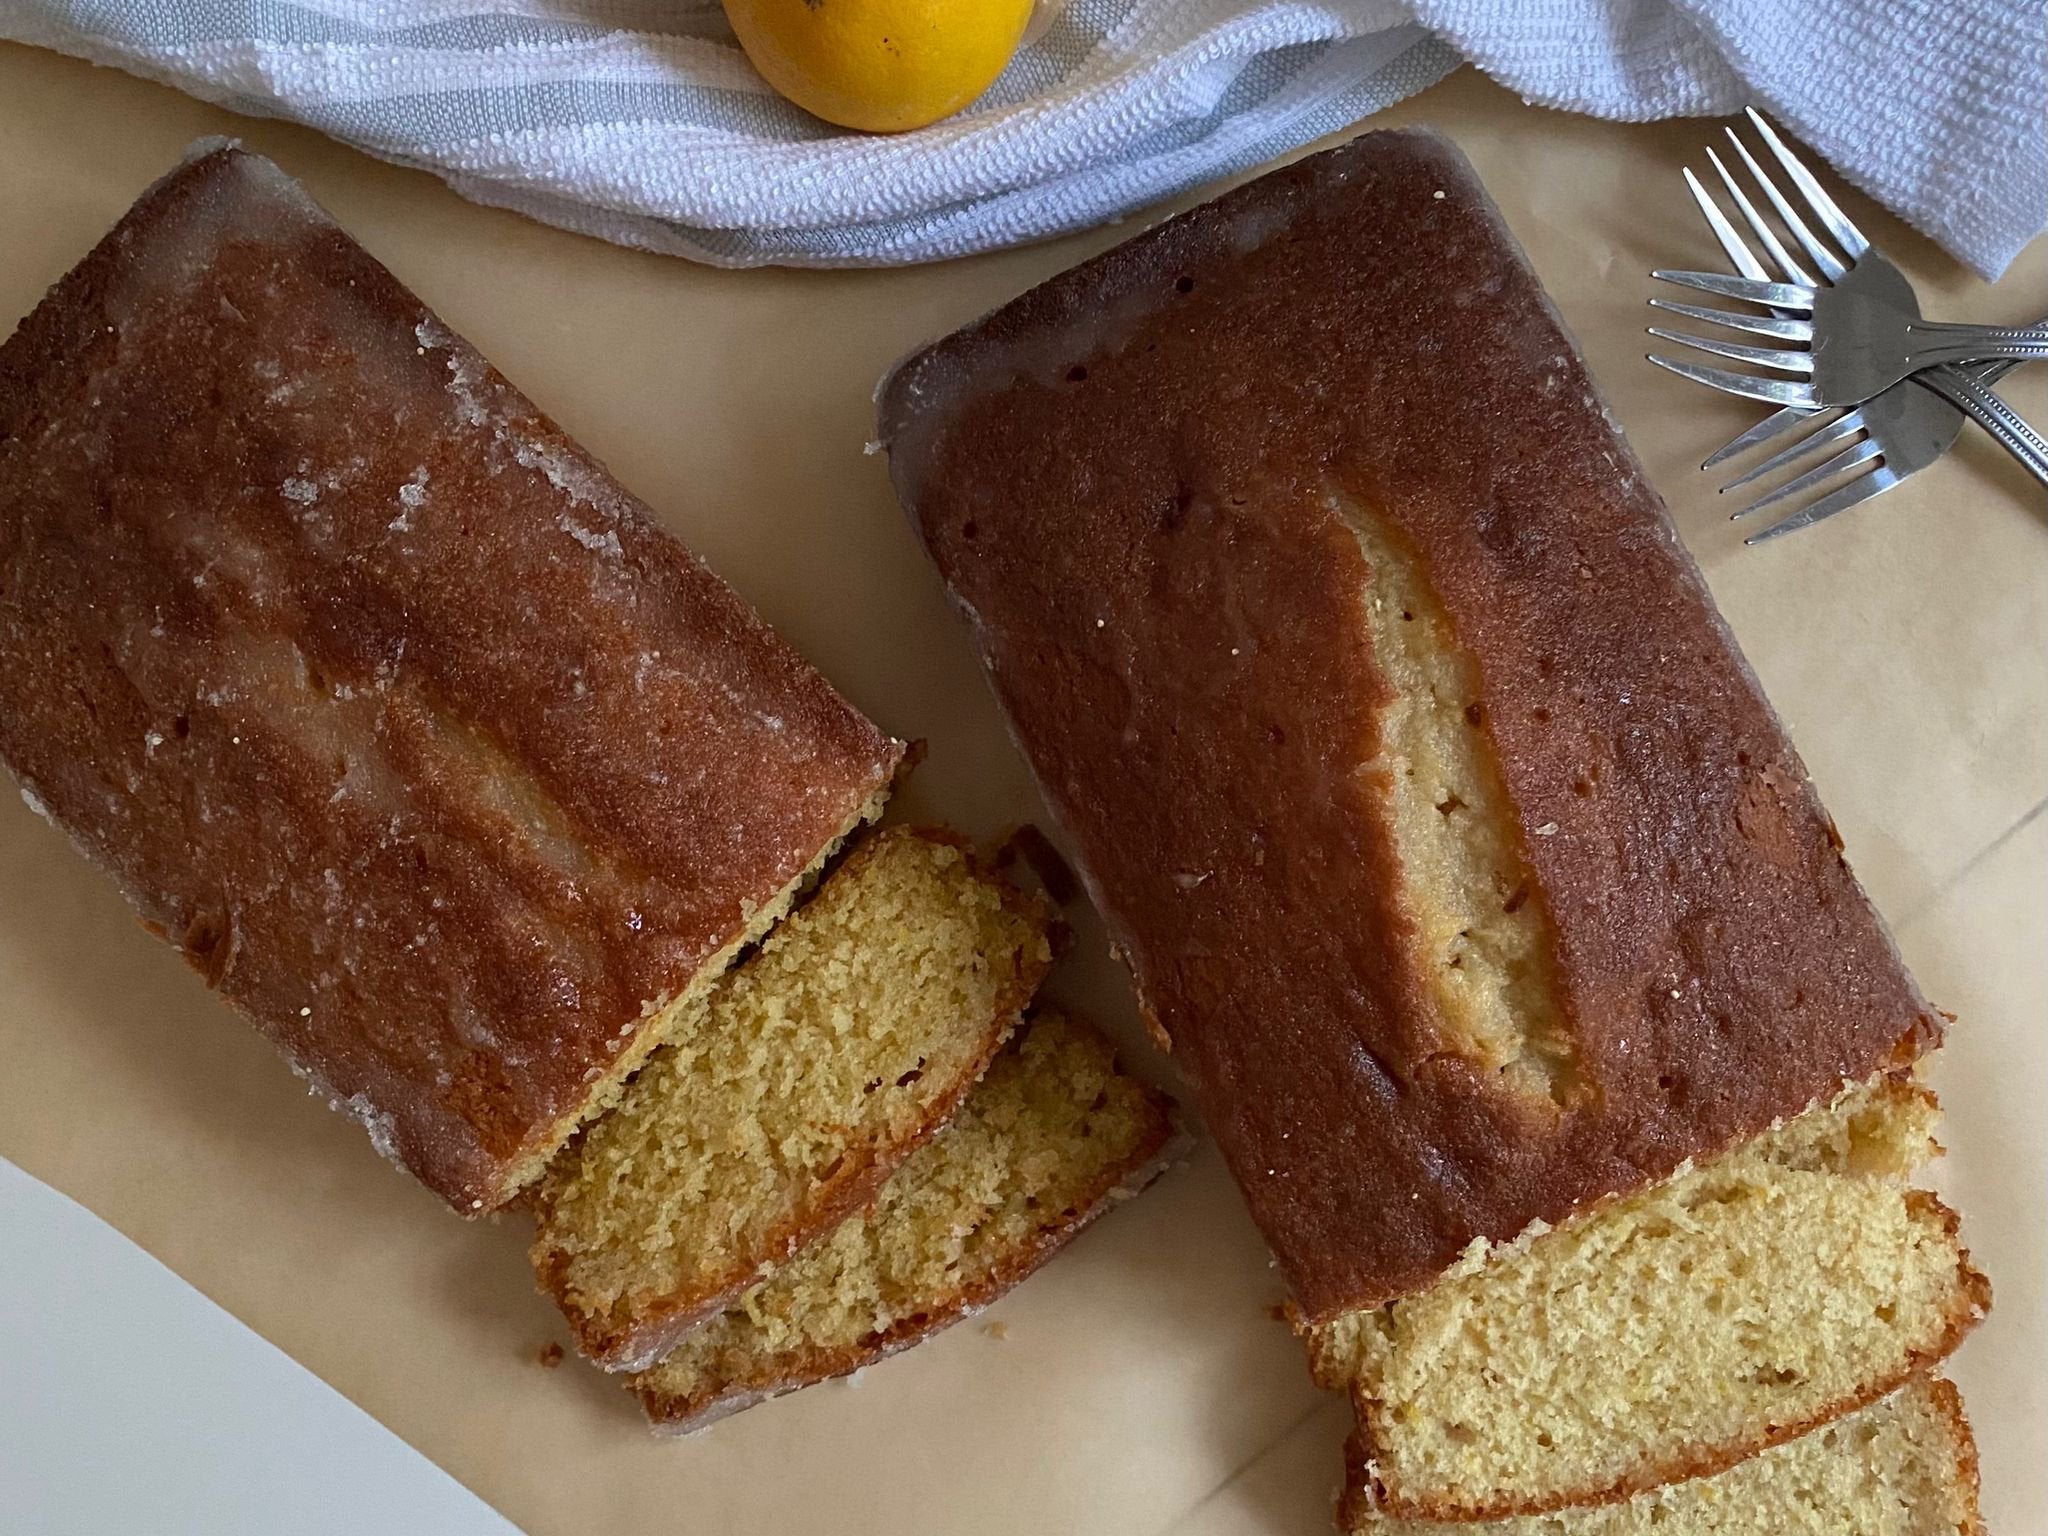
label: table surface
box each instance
[1,1161,523,1535]
[0,44,2041,1536]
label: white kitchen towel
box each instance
[2,0,2041,273]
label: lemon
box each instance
[724,0,1034,134]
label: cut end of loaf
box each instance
[529,825,1055,1369]
[489,784,895,1208]
[1306,1072,1988,1520]
[631,1009,1179,1431]
[1349,1375,1985,1536]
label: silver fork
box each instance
[1715,352,2029,542]
[1653,266,2048,405]
[1663,142,2039,540]
[1649,113,2047,463]
[1646,111,2048,407]
[1650,109,2048,508]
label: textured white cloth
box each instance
[3,0,2041,273]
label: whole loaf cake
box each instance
[878,127,1941,1322]
[0,144,902,1213]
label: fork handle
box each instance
[1954,316,2048,388]
[1913,367,2048,488]
[1964,356,2025,387]
[1900,319,2048,368]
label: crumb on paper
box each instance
[982,1320,1010,1340]
[537,1341,565,1368]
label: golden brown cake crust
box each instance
[1342,1374,1988,1534]
[1341,1193,1989,1522]
[1927,1377,1989,1536]
[632,1068,1178,1433]
[0,144,902,1212]
[631,1148,1171,1432]
[531,1022,1007,1371]
[531,829,1055,1371]
[630,1012,1181,1432]
[879,128,1940,1320]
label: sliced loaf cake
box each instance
[881,125,1943,1327]
[879,126,1990,1522]
[530,827,1053,1370]
[631,1008,1178,1431]
[1302,1075,1988,1521]
[0,144,903,1214]
[1359,1376,1983,1536]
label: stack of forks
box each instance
[1649,110,2046,543]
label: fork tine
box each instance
[1648,299,1811,341]
[1745,108,1870,260]
[1647,326,1815,374]
[1648,353,1817,407]
[1719,409,1868,491]
[1701,404,1827,469]
[1704,147,1814,285]
[1652,269,1814,309]
[1748,464,1902,544]
[1683,166,1774,281]
[1724,130,1844,281]
[1729,436,1883,518]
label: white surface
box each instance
[0,1157,525,1536]
[0,0,2038,272]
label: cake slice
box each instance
[631,1009,1179,1432]
[1302,1075,1988,1521]
[530,827,1054,1371]
[1357,1376,1984,1536]
[0,143,902,1213]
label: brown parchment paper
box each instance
[0,48,2041,1536]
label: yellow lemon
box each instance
[723,0,1034,134]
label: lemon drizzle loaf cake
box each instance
[530,827,1054,1371]
[1301,1074,1987,1519]
[1360,1376,1984,1536]
[879,127,1940,1323]
[631,1009,1179,1432]
[0,143,902,1212]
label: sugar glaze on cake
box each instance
[880,128,1941,1320]
[0,144,902,1211]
